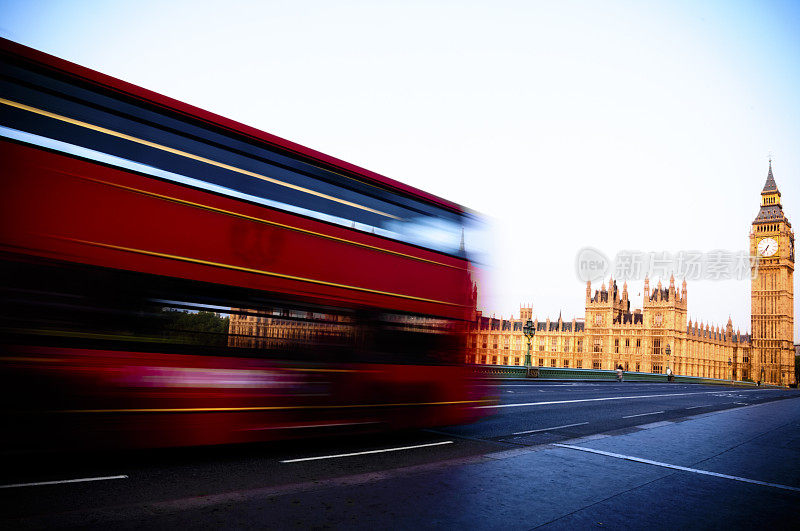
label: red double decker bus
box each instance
[0,38,489,450]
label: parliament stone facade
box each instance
[469,276,754,381]
[470,163,795,386]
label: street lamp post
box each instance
[665,343,671,382]
[523,319,535,377]
[728,357,732,387]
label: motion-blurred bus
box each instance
[0,38,489,450]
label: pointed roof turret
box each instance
[762,159,778,194]
[754,159,790,227]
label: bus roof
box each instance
[0,37,464,214]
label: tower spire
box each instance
[754,160,786,224]
[762,159,779,194]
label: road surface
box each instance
[2,382,798,529]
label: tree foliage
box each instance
[158,309,229,346]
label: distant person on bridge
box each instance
[616,365,624,382]
[666,367,674,382]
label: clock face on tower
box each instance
[758,237,778,257]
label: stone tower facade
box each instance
[750,161,795,385]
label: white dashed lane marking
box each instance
[281,441,453,463]
[0,475,128,489]
[512,422,589,435]
[481,389,781,410]
[622,411,664,419]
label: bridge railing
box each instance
[468,364,765,387]
[469,365,529,378]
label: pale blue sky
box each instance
[2,1,799,339]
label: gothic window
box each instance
[593,338,602,353]
[592,360,601,369]
[550,359,556,367]
[538,358,544,366]
[576,359,583,369]
[550,338,557,351]
[594,313,602,325]
[563,360,569,368]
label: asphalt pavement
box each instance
[2,382,798,529]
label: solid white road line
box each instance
[512,422,588,435]
[0,475,128,489]
[280,441,453,463]
[685,405,708,409]
[622,411,665,419]
[477,390,773,409]
[554,444,800,493]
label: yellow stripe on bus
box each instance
[0,97,400,219]
[65,173,460,270]
[62,399,490,413]
[57,236,467,308]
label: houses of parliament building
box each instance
[469,163,795,386]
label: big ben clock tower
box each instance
[750,161,795,386]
